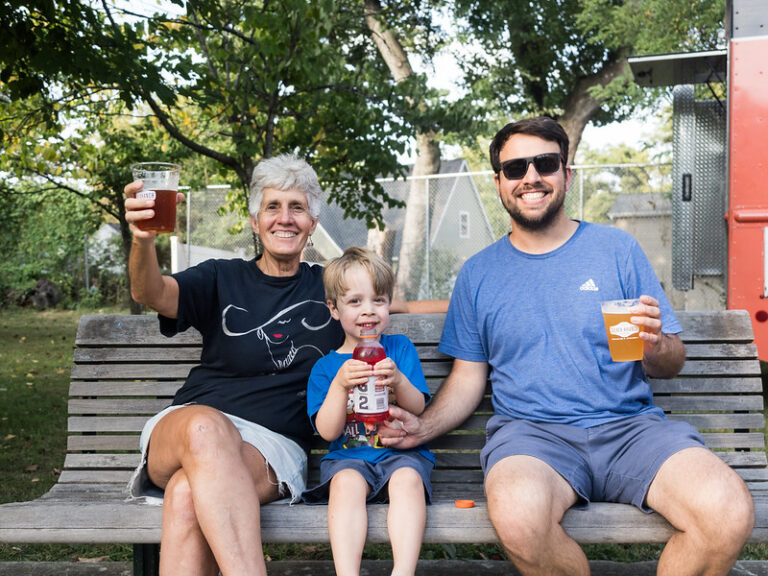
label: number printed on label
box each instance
[137,191,157,200]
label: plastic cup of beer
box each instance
[601,299,645,362]
[130,162,181,233]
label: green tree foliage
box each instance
[0,182,100,306]
[451,0,725,158]
[127,0,420,226]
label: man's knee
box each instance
[486,458,575,560]
[708,473,754,548]
[651,449,754,549]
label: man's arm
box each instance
[642,333,685,378]
[634,294,686,378]
[379,358,488,449]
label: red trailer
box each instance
[629,0,768,360]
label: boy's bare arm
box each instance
[315,359,371,441]
[374,358,426,415]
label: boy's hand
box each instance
[334,359,375,390]
[372,357,404,390]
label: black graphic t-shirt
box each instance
[159,258,344,453]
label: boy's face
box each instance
[328,264,390,341]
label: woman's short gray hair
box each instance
[249,154,322,218]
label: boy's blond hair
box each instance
[323,247,395,305]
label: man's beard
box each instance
[502,184,566,232]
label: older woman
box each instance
[124,154,345,576]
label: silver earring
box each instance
[306,235,314,248]
[253,233,262,255]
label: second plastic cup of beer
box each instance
[130,162,181,233]
[600,299,645,362]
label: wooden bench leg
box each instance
[133,543,160,576]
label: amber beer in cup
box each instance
[601,299,645,362]
[130,162,181,233]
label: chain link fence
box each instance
[176,162,723,308]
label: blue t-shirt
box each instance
[307,333,435,464]
[439,222,681,427]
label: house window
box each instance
[459,211,470,238]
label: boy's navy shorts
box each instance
[302,451,433,505]
[480,413,705,512]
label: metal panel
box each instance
[730,0,768,38]
[629,51,727,88]
[693,100,727,276]
[672,85,696,290]
[728,35,768,360]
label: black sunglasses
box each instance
[499,153,562,180]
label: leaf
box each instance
[4,434,15,441]
[25,464,38,472]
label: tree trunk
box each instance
[364,0,441,300]
[560,53,631,164]
[367,226,396,263]
[118,220,143,314]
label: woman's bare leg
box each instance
[147,405,281,576]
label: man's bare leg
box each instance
[486,455,588,576]
[646,447,753,576]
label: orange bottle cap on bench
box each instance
[454,499,475,508]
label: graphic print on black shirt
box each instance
[222,300,333,371]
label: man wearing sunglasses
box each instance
[381,116,753,575]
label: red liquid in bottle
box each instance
[352,333,388,423]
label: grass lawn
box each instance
[1,307,767,564]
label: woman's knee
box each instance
[181,407,241,460]
[163,471,197,523]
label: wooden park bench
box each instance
[0,310,766,575]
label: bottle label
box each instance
[353,378,389,414]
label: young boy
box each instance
[303,247,434,576]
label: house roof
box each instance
[317,158,475,254]
[607,193,672,219]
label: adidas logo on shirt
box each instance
[579,279,599,291]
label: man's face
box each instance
[495,134,572,232]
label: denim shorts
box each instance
[127,404,308,505]
[480,413,706,512]
[302,451,434,505]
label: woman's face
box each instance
[251,187,318,261]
